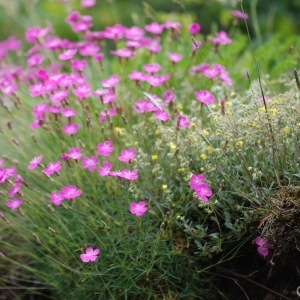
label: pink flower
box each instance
[58,49,77,61]
[146,74,169,87]
[211,31,232,47]
[130,201,147,217]
[68,148,82,160]
[50,191,65,206]
[43,161,62,176]
[36,69,49,81]
[8,183,21,198]
[30,82,44,97]
[73,84,90,99]
[71,59,87,72]
[154,110,170,122]
[195,183,213,202]
[118,148,136,163]
[195,90,215,105]
[189,23,201,35]
[255,237,273,257]
[82,156,98,172]
[97,141,114,157]
[143,63,161,74]
[50,90,69,103]
[27,53,44,68]
[98,161,112,177]
[231,10,248,20]
[62,122,79,135]
[61,185,82,199]
[177,115,190,129]
[102,74,120,89]
[80,247,100,263]
[189,174,206,190]
[202,65,220,79]
[168,53,182,63]
[164,21,181,31]
[25,26,50,44]
[81,0,96,8]
[104,24,125,41]
[99,108,117,123]
[128,70,147,82]
[28,154,43,170]
[6,197,22,210]
[79,42,99,56]
[144,22,163,35]
[102,92,116,104]
[119,169,138,181]
[125,26,144,40]
[110,48,135,59]
[62,107,77,118]
[162,89,176,103]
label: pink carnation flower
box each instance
[43,161,62,176]
[195,90,215,105]
[118,148,136,163]
[28,154,43,170]
[61,185,82,199]
[62,122,79,135]
[189,23,201,35]
[97,141,114,157]
[130,201,147,217]
[98,161,112,177]
[189,174,206,190]
[80,247,100,263]
[50,191,65,206]
[119,169,138,181]
[6,197,22,210]
[82,156,98,172]
[195,183,213,202]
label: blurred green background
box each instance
[0,0,299,41]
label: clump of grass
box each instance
[0,1,299,299]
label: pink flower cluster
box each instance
[189,174,213,202]
[133,92,171,123]
[255,237,273,257]
[50,185,82,206]
[190,63,232,86]
[0,160,24,210]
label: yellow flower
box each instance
[269,108,277,117]
[177,104,183,110]
[178,168,185,173]
[169,142,176,150]
[114,127,125,135]
[155,130,160,135]
[202,130,209,136]
[206,146,214,153]
[200,153,207,160]
[236,140,243,148]
[251,121,257,127]
[162,185,168,190]
[152,155,158,161]
[281,127,290,134]
[200,167,205,172]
